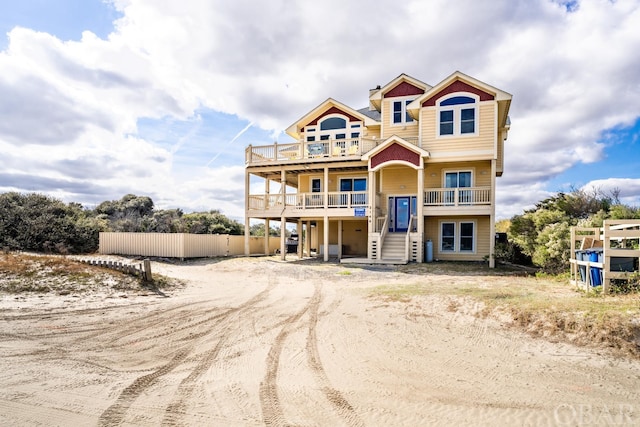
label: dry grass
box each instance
[373,262,640,358]
[0,253,181,295]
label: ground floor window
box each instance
[440,220,475,253]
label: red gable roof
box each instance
[422,79,494,107]
[371,143,421,169]
[384,81,426,98]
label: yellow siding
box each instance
[381,99,419,140]
[423,161,492,188]
[299,172,368,192]
[364,127,381,139]
[380,166,418,194]
[420,102,496,156]
[497,138,504,174]
[377,167,418,216]
[423,216,491,262]
[315,219,367,254]
[341,220,368,255]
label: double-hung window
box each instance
[438,94,477,137]
[440,221,475,253]
[392,98,414,125]
[441,222,456,252]
[460,222,474,252]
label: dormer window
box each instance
[437,94,478,137]
[392,97,415,125]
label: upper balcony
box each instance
[245,137,419,166]
[248,187,492,218]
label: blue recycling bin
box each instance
[575,250,586,281]
[585,249,603,286]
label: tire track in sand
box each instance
[161,281,277,425]
[306,287,364,427]
[259,285,319,426]
[98,282,275,427]
[260,284,361,426]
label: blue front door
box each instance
[394,197,410,232]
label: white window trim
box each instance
[439,220,477,253]
[390,96,417,126]
[304,114,362,141]
[442,168,475,187]
[440,221,456,253]
[436,92,479,138]
[459,221,476,253]
[310,176,323,193]
[338,176,368,191]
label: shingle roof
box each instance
[357,107,381,122]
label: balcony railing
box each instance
[245,136,419,165]
[248,191,368,211]
[424,187,491,206]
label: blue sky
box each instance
[0,0,120,49]
[1,0,639,221]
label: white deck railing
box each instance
[424,187,491,206]
[246,137,422,165]
[248,191,368,210]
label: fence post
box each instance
[143,259,153,282]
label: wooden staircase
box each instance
[380,233,407,263]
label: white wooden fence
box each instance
[99,232,280,259]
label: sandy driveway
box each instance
[1,257,639,426]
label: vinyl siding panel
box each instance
[299,172,368,192]
[381,99,419,140]
[380,166,419,194]
[420,102,496,156]
[423,161,492,188]
[341,220,368,255]
[497,138,504,174]
[423,216,491,261]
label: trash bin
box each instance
[575,250,586,282]
[286,233,299,254]
[424,240,433,263]
[585,249,603,286]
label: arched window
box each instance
[320,117,346,131]
[305,114,361,143]
[437,94,478,137]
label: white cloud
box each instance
[1,0,639,219]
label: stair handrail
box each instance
[379,215,389,260]
[405,215,416,262]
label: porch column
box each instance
[323,215,329,262]
[338,219,343,260]
[263,177,271,220]
[306,220,311,257]
[324,166,329,208]
[489,159,497,268]
[369,169,375,232]
[297,219,303,258]
[367,169,376,260]
[264,218,270,255]
[244,170,251,256]
[280,217,286,261]
[417,167,424,234]
[280,169,287,261]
